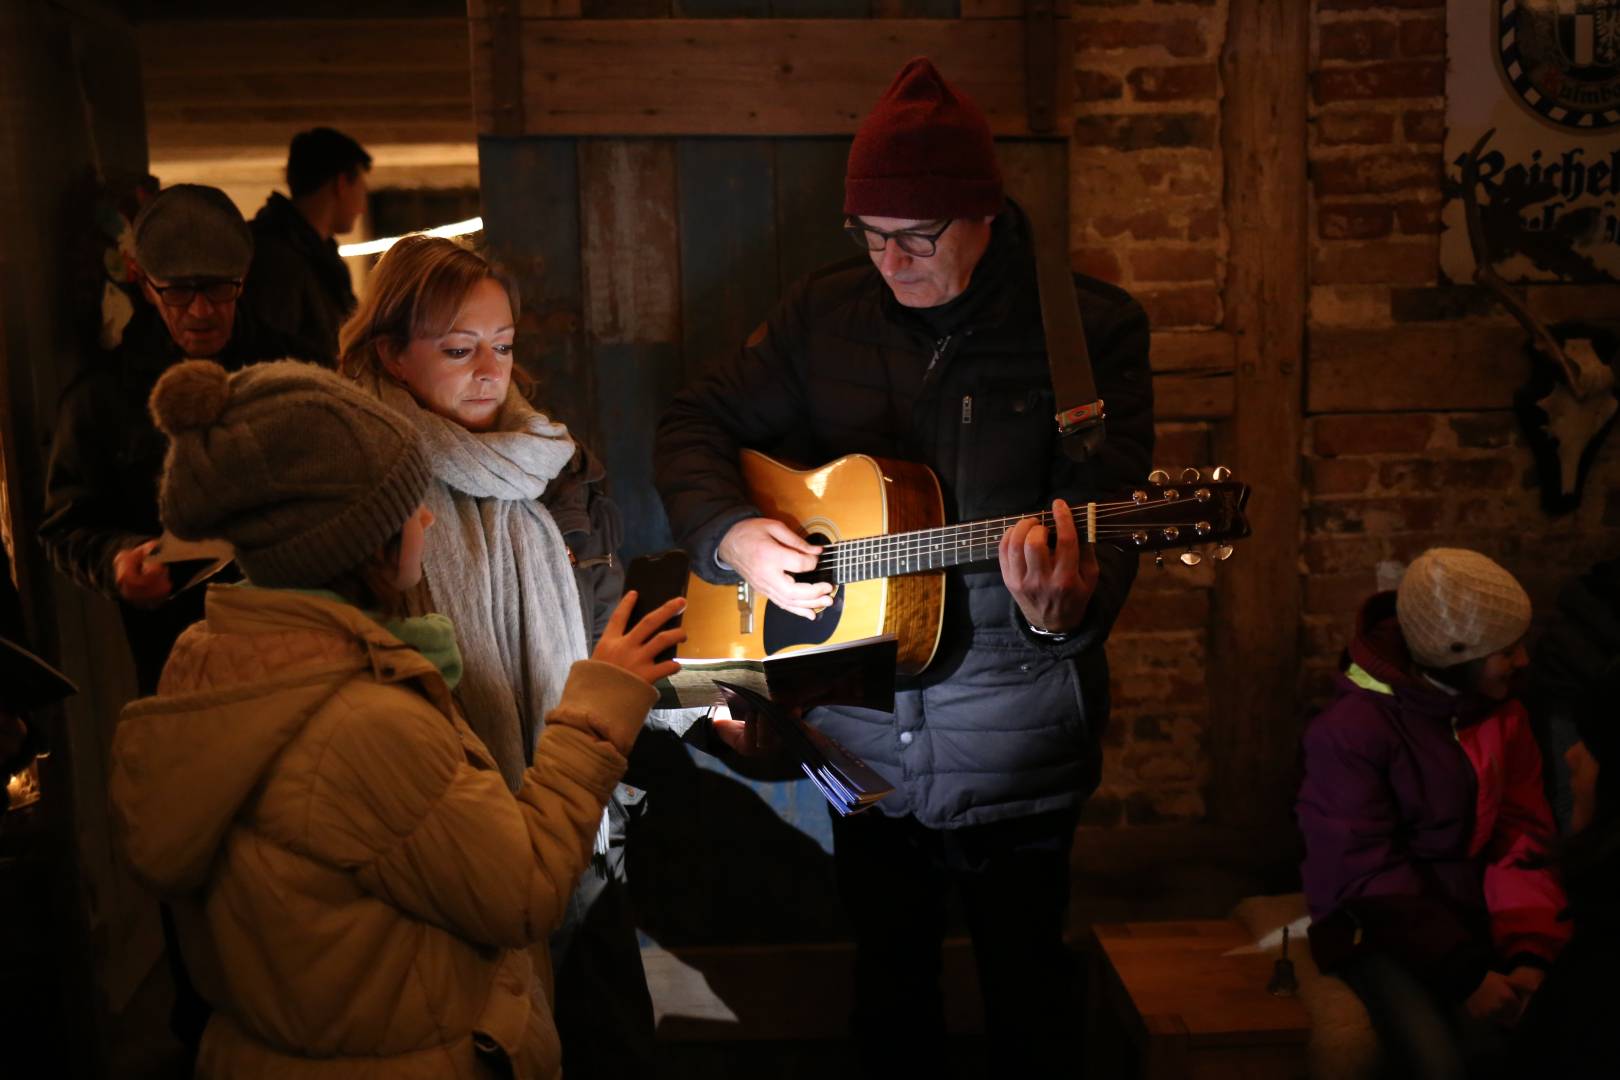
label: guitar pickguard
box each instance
[763,530,844,653]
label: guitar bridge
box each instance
[737,582,754,635]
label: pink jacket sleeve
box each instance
[1480,706,1572,967]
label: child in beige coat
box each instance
[109,359,683,1080]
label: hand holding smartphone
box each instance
[622,549,691,664]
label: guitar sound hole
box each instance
[763,531,842,655]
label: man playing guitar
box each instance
[654,57,1154,1076]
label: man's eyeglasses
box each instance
[843,218,953,258]
[147,279,243,309]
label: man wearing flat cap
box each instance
[656,58,1153,1074]
[39,184,314,696]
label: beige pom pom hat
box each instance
[1396,548,1531,669]
[148,359,430,588]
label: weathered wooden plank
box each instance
[477,137,594,444]
[999,138,1068,240]
[1154,372,1234,420]
[1307,327,1529,413]
[579,139,683,557]
[678,139,780,382]
[596,344,682,557]
[774,139,856,293]
[580,139,681,344]
[1151,331,1236,374]
[468,19,1072,136]
[1208,0,1310,829]
[137,18,471,74]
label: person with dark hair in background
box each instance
[244,126,372,362]
[1298,548,1571,1080]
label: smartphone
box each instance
[623,549,691,663]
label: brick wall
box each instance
[1304,0,1620,702]
[1069,0,1231,826]
[1075,0,1620,828]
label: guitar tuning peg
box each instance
[1147,468,1170,485]
[1214,544,1235,562]
[1154,553,1166,569]
[1180,549,1203,567]
[1210,465,1233,482]
[1180,467,1201,482]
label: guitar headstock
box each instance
[1100,466,1252,567]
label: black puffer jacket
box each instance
[37,305,314,693]
[244,192,357,364]
[654,202,1153,827]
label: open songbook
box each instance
[712,680,894,816]
[655,633,899,712]
[148,532,235,595]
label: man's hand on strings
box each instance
[999,497,1098,635]
[717,517,834,620]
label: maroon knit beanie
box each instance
[844,57,1004,221]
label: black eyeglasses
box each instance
[843,217,953,258]
[147,278,243,309]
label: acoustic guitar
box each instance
[679,449,1252,674]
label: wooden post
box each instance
[1209,0,1308,828]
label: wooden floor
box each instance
[105,824,1298,1079]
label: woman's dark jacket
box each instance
[653,201,1154,828]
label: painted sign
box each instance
[1443,0,1620,282]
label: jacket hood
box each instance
[1341,591,1502,724]
[109,586,451,893]
[1344,591,1418,690]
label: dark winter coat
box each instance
[654,201,1154,828]
[244,192,357,364]
[37,304,314,693]
[1298,592,1571,1001]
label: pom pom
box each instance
[150,359,230,437]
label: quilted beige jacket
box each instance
[109,586,656,1080]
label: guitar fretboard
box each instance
[806,498,1215,584]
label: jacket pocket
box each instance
[958,379,1053,520]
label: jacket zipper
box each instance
[926,333,952,377]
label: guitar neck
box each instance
[814,505,1096,584]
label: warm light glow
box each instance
[6,762,40,811]
[339,217,484,258]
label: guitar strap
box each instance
[1029,202,1107,462]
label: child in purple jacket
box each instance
[1297,548,1570,1080]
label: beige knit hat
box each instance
[1396,548,1531,668]
[149,359,430,588]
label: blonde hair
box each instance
[338,234,526,388]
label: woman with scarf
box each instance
[340,236,657,1074]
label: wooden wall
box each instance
[0,2,157,1075]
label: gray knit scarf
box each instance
[370,375,586,791]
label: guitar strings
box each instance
[814,495,1235,583]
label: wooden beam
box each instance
[467,18,1073,136]
[1208,0,1309,829]
[1154,373,1234,421]
[138,18,474,155]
